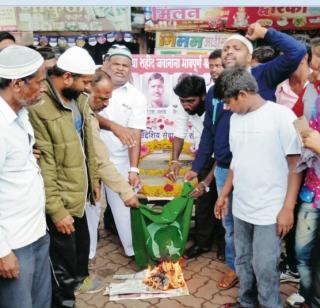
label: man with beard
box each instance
[28,46,102,308]
[208,49,224,84]
[168,75,224,261]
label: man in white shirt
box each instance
[100,45,147,257]
[0,45,51,308]
[214,68,302,308]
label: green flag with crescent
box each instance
[131,182,194,268]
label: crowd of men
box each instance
[1,22,320,308]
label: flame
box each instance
[144,260,187,291]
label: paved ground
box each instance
[76,222,299,308]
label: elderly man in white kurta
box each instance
[99,45,147,257]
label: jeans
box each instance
[0,233,51,308]
[311,230,320,307]
[234,217,282,308]
[295,203,320,303]
[214,165,235,271]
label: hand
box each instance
[54,214,75,235]
[277,207,294,237]
[214,195,229,219]
[184,170,198,181]
[167,161,181,182]
[124,195,140,208]
[302,130,320,154]
[246,22,268,41]
[189,183,206,198]
[94,186,101,202]
[0,251,20,279]
[111,122,136,148]
[128,172,140,188]
[33,148,41,160]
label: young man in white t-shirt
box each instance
[214,68,302,308]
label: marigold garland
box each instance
[140,182,183,198]
[139,138,196,197]
[140,139,195,159]
[139,166,190,177]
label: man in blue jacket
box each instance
[185,22,306,294]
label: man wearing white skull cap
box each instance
[28,46,102,307]
[0,45,51,308]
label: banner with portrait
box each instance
[132,55,210,198]
[132,55,210,144]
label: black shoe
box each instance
[183,244,210,259]
[217,245,225,262]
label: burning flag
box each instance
[131,182,194,268]
[144,260,187,291]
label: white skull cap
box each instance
[57,46,96,75]
[0,45,44,79]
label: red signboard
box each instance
[145,6,320,31]
[226,7,320,30]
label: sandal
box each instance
[217,269,238,290]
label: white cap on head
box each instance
[0,45,44,79]
[223,34,253,54]
[106,44,132,62]
[57,46,96,75]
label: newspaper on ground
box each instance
[104,270,189,301]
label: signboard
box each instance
[155,32,231,55]
[227,7,320,29]
[16,6,131,31]
[145,6,320,31]
[144,7,229,31]
[0,7,17,31]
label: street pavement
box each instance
[76,224,298,308]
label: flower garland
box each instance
[140,139,195,159]
[139,138,196,197]
[139,166,190,177]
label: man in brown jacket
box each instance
[85,69,139,264]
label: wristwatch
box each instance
[200,181,210,193]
